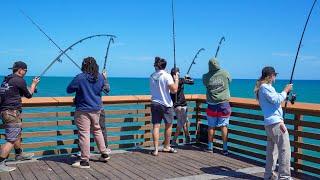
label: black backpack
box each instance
[0,76,14,107]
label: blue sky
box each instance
[1,0,320,79]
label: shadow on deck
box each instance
[1,144,311,180]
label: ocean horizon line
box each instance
[2,75,318,81]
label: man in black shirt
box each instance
[170,68,194,146]
[0,61,40,172]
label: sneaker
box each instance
[15,152,34,161]
[0,161,16,172]
[75,151,81,158]
[206,143,213,152]
[72,160,90,169]
[171,141,178,147]
[185,136,191,144]
[205,148,214,153]
[222,150,229,155]
[106,148,112,154]
[99,154,110,162]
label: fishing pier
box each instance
[0,95,319,179]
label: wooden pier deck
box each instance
[1,95,319,179]
[0,145,309,180]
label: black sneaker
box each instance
[205,147,214,153]
[72,160,90,169]
[99,153,110,162]
[222,150,229,155]
[185,136,191,144]
[171,141,178,147]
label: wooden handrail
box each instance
[22,94,320,116]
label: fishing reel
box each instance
[286,93,297,105]
[184,75,194,85]
[289,93,297,105]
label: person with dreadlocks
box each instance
[254,66,292,180]
[75,69,111,158]
[67,57,110,168]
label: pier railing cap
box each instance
[22,94,320,116]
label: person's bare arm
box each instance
[169,73,179,93]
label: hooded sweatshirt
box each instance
[150,70,174,107]
[0,74,32,111]
[67,73,109,112]
[202,58,231,104]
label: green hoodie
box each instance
[202,58,231,104]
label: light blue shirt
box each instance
[258,83,287,126]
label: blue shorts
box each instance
[207,116,230,127]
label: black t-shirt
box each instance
[170,78,193,108]
[0,74,32,111]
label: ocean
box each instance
[5,76,319,104]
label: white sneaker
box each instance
[15,152,34,161]
[71,160,90,169]
[0,161,16,172]
[106,148,112,154]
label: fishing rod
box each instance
[103,36,116,71]
[215,36,225,58]
[186,48,205,76]
[19,9,81,70]
[283,0,317,118]
[171,0,177,71]
[171,0,178,102]
[40,34,116,77]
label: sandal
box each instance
[162,147,177,153]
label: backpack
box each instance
[0,76,14,107]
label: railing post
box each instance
[293,114,303,174]
[143,103,152,147]
[195,100,201,143]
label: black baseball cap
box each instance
[171,67,180,74]
[8,61,27,70]
[262,66,278,77]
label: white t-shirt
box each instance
[150,70,174,107]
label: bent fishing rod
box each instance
[40,34,116,77]
[283,0,317,119]
[215,36,225,58]
[19,9,81,70]
[103,36,116,71]
[186,48,205,76]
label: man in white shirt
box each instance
[150,57,179,156]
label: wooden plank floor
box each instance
[0,145,310,180]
